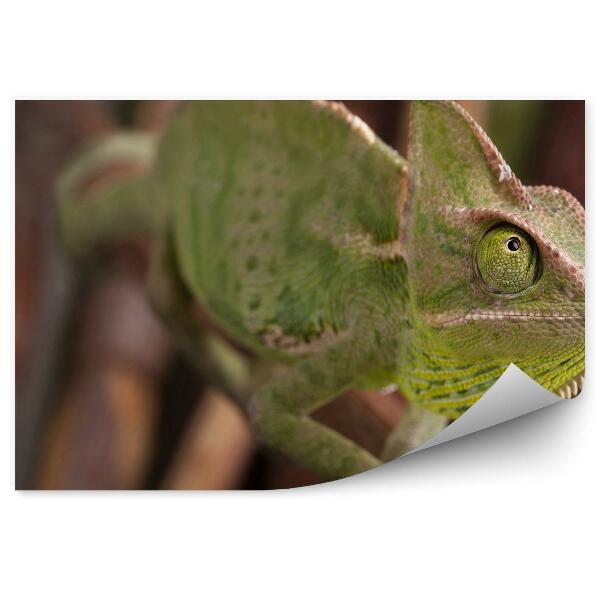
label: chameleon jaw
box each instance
[425,309,583,328]
[554,370,584,399]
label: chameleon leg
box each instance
[147,238,252,405]
[380,402,448,462]
[57,132,164,254]
[251,337,386,482]
[150,236,386,481]
[149,238,382,480]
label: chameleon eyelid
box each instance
[473,223,542,298]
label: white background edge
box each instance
[1,3,597,600]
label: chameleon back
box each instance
[155,101,408,359]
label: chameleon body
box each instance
[59,101,585,481]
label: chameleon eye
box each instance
[476,223,540,294]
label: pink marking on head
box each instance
[440,204,584,291]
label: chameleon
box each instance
[58,100,585,482]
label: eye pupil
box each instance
[506,237,521,252]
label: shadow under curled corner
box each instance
[324,364,578,489]
[407,364,565,455]
[405,363,562,456]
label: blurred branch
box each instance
[162,390,255,490]
[17,101,180,489]
[15,101,115,488]
[36,275,171,489]
[315,389,406,457]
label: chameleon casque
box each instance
[59,101,585,482]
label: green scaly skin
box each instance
[59,101,585,482]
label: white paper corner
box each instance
[407,364,563,455]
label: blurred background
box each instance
[15,100,585,490]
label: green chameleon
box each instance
[59,101,585,482]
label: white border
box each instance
[2,2,598,599]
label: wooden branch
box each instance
[162,390,255,490]
[36,275,172,490]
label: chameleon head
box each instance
[403,101,584,411]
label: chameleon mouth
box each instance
[554,370,584,399]
[426,309,583,327]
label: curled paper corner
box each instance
[406,364,567,456]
